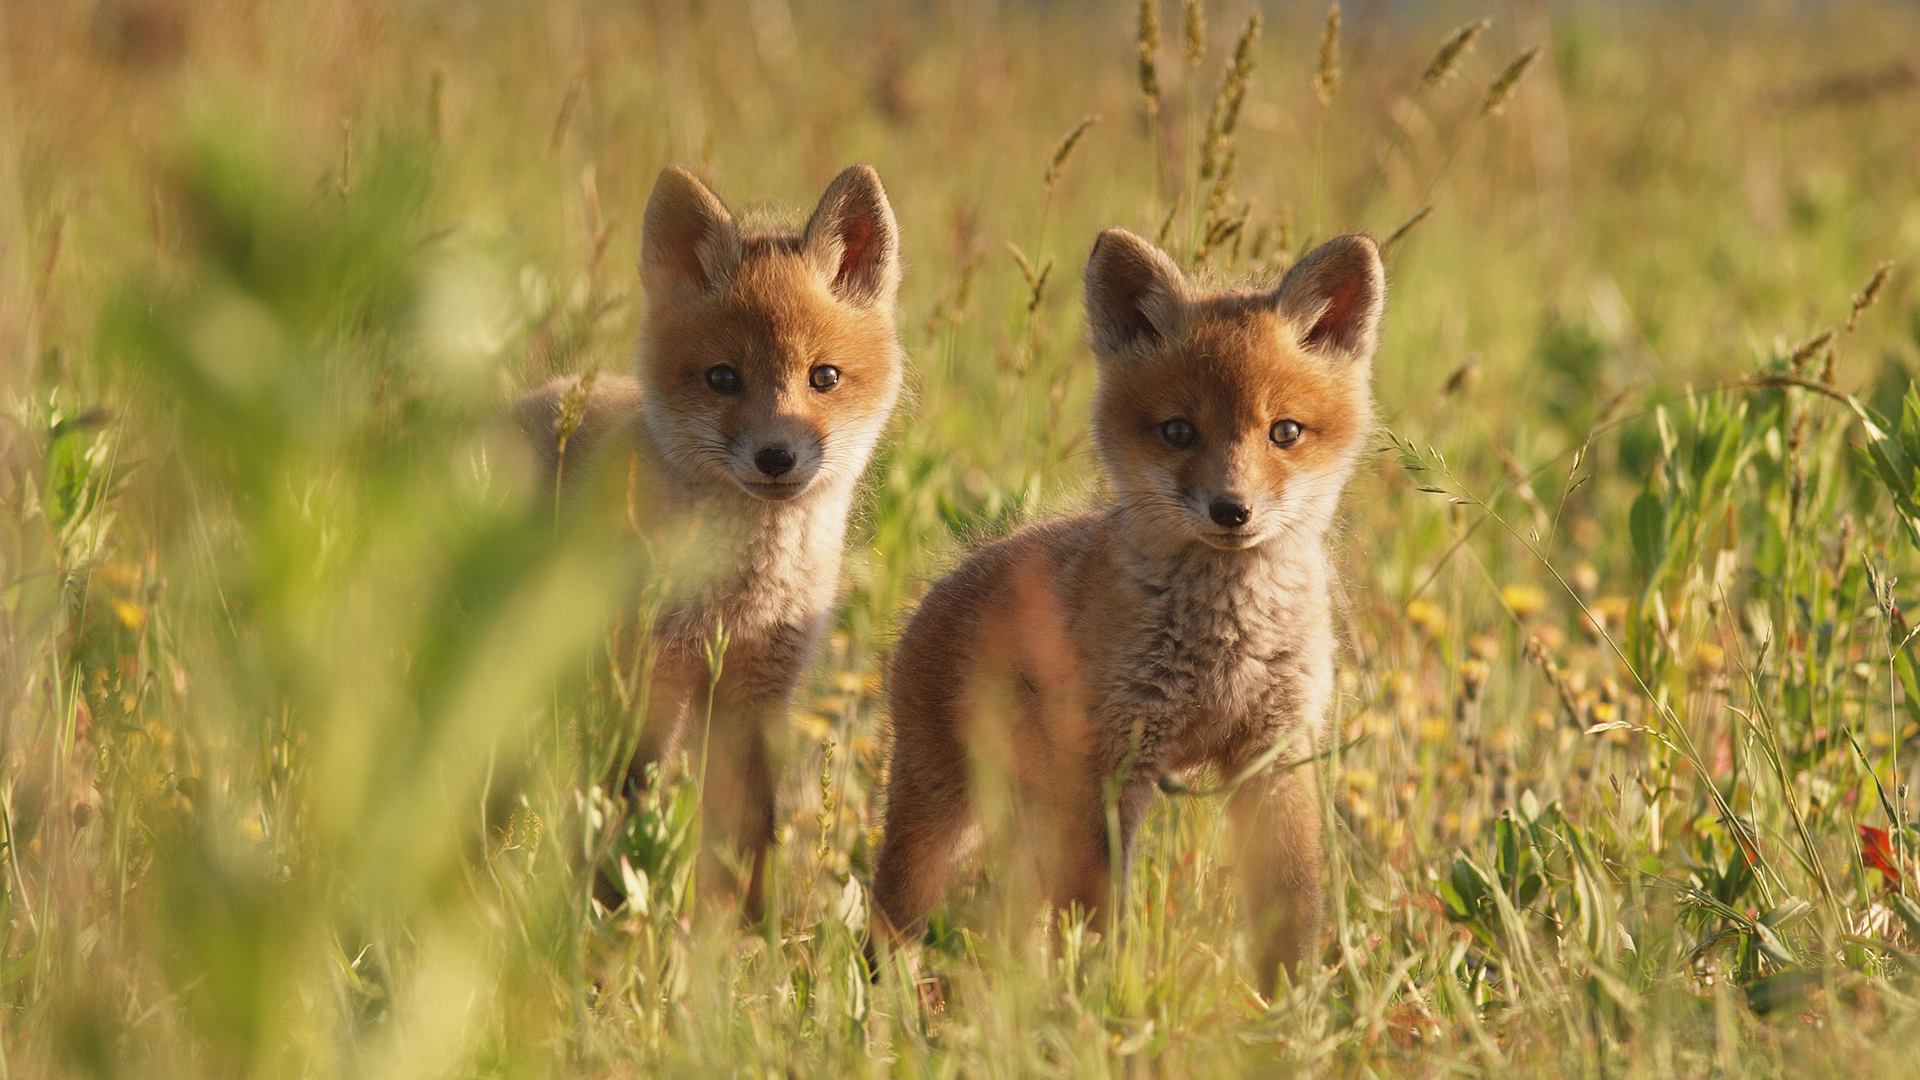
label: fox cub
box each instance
[872,228,1383,989]
[515,164,905,917]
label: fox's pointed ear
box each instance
[1083,228,1191,360]
[803,164,901,308]
[1272,235,1386,365]
[642,166,742,298]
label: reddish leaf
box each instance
[1861,824,1901,885]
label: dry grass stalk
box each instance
[337,118,354,196]
[1227,205,1251,264]
[1423,19,1491,86]
[1044,115,1100,192]
[1380,203,1432,256]
[553,367,600,500]
[1314,2,1341,107]
[1192,208,1247,267]
[426,70,444,142]
[555,368,599,459]
[1483,46,1542,116]
[1788,328,1834,374]
[1847,260,1895,331]
[1182,0,1205,69]
[1524,634,1586,726]
[551,70,586,151]
[1153,198,1181,249]
[1136,0,1162,114]
[1008,241,1051,314]
[1199,10,1260,181]
[582,163,611,277]
[1441,353,1480,398]
[923,251,983,342]
[1193,154,1243,265]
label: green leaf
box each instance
[1759,898,1813,930]
[1629,485,1665,578]
[1892,650,1920,732]
[1891,893,1920,942]
[1744,969,1822,1016]
[1752,920,1796,967]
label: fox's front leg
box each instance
[1048,759,1158,934]
[1225,737,1325,995]
[697,699,779,923]
[634,647,779,925]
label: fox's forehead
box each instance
[648,246,885,369]
[1135,309,1353,421]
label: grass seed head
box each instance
[1200,10,1260,180]
[1182,0,1205,69]
[1423,19,1491,86]
[1483,46,1542,115]
[1314,2,1341,107]
[555,367,599,456]
[1137,0,1162,111]
[1044,115,1100,192]
[1847,260,1894,332]
[1788,328,1834,374]
[1154,198,1181,248]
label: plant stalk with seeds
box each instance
[1425,19,1491,86]
[1193,10,1259,264]
[552,367,600,522]
[1409,43,1546,228]
[1363,17,1492,217]
[1482,46,1541,116]
[1314,2,1341,107]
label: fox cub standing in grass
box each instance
[515,163,905,918]
[872,228,1383,990]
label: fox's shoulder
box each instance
[890,511,1104,690]
[897,511,1107,644]
[939,511,1103,589]
[510,373,645,487]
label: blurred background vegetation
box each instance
[3,0,1920,1075]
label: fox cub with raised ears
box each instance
[872,228,1384,990]
[515,164,905,918]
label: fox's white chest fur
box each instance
[1098,529,1336,770]
[655,479,850,636]
[647,438,859,708]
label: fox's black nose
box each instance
[754,446,797,477]
[1209,498,1251,528]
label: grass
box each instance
[4,0,1920,1075]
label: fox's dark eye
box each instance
[706,365,742,394]
[1270,419,1303,447]
[1162,418,1197,448]
[809,365,841,391]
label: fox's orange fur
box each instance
[514,164,905,918]
[872,229,1384,990]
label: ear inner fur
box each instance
[803,163,900,308]
[1272,234,1384,363]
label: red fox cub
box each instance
[872,228,1383,990]
[515,164,905,918]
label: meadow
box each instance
[4,0,1920,1075]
